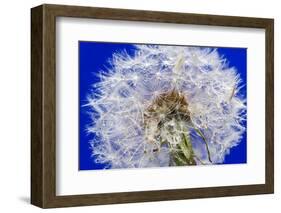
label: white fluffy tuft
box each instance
[85,45,246,169]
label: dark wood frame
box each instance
[31,4,274,208]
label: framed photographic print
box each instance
[31,4,274,208]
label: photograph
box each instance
[30,4,274,208]
[79,42,247,170]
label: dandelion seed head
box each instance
[86,45,246,168]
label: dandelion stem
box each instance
[170,122,196,166]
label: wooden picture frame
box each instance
[31,4,274,208]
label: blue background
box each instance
[79,41,247,170]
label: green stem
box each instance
[172,123,196,166]
[180,132,196,165]
[163,121,211,166]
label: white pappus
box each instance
[84,44,246,169]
